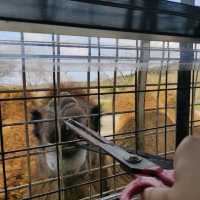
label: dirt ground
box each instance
[1,83,200,199]
[0,91,39,199]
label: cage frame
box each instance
[0,0,200,199]
[0,0,198,146]
[0,0,200,42]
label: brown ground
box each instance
[1,82,200,199]
[104,90,200,191]
[0,88,39,199]
[0,85,103,200]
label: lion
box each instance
[0,83,107,200]
[103,92,176,191]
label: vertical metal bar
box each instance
[191,44,199,135]
[52,34,62,200]
[0,105,8,199]
[97,37,103,197]
[135,40,150,152]
[111,39,118,192]
[136,40,139,63]
[56,34,65,200]
[190,43,199,136]
[194,68,199,129]
[135,66,138,153]
[166,42,171,156]
[176,45,193,146]
[87,36,92,200]
[164,69,168,159]
[176,0,194,146]
[155,42,165,155]
[176,0,194,147]
[56,35,61,90]
[133,40,140,152]
[191,46,199,135]
[20,32,32,198]
[190,69,195,135]
[134,40,139,153]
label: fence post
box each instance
[176,0,194,147]
[136,40,150,152]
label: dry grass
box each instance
[102,71,200,190]
[0,84,101,200]
[0,86,39,199]
[1,71,200,198]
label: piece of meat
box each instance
[120,169,175,200]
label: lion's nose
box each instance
[60,96,78,111]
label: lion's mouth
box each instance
[45,143,87,174]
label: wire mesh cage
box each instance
[0,0,200,199]
[0,31,200,200]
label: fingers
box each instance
[158,169,175,187]
[120,176,167,200]
[142,187,169,200]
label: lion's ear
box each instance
[31,109,42,139]
[90,105,101,132]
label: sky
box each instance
[169,0,200,4]
[0,31,181,85]
[0,0,199,85]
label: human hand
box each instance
[142,136,200,200]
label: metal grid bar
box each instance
[0,87,191,101]
[87,36,92,200]
[190,42,199,136]
[175,0,195,146]
[164,70,168,159]
[111,39,118,192]
[190,70,195,135]
[97,37,104,198]
[20,32,33,198]
[155,41,165,154]
[0,31,200,200]
[1,125,176,163]
[1,39,200,53]
[1,0,200,41]
[176,43,193,146]
[0,104,8,199]
[52,33,62,200]
[1,106,178,128]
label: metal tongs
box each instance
[64,119,174,191]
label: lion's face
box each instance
[31,94,100,174]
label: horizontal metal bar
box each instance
[100,192,120,200]
[1,146,176,196]
[0,161,121,192]
[0,54,182,60]
[1,124,176,159]
[1,149,175,199]
[0,21,197,43]
[2,170,127,199]
[0,0,200,41]
[2,105,176,127]
[70,0,199,20]
[0,83,179,94]
[0,164,122,193]
[0,81,198,94]
[0,40,199,53]
[0,87,179,101]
